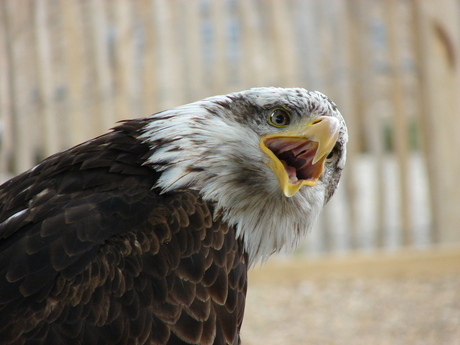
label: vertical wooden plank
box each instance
[406,2,431,247]
[113,0,140,120]
[385,0,412,246]
[152,0,185,109]
[0,0,14,179]
[345,0,363,248]
[295,0,323,90]
[410,0,460,245]
[316,0,337,96]
[365,2,387,250]
[34,0,60,156]
[140,0,158,114]
[314,0,337,252]
[316,0,356,252]
[3,0,36,173]
[78,1,97,139]
[210,0,229,94]
[181,0,205,102]
[237,0,273,88]
[343,0,369,251]
[267,0,301,87]
[346,0,386,250]
[88,0,116,131]
[293,0,328,253]
[327,0,360,251]
[61,0,88,146]
[46,0,67,149]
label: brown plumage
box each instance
[0,88,347,344]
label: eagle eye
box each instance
[326,145,340,164]
[268,109,291,128]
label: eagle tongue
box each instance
[264,136,324,184]
[281,160,299,184]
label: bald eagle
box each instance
[0,88,347,344]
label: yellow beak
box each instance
[260,116,341,197]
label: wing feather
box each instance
[0,120,248,344]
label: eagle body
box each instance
[0,88,347,344]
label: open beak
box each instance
[260,116,340,197]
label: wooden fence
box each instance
[1,0,459,254]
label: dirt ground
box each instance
[241,246,460,345]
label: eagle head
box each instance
[140,87,348,264]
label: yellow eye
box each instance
[268,109,291,128]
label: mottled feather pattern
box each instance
[0,121,247,344]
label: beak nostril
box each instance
[311,118,322,125]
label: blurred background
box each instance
[0,0,459,344]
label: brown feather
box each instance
[0,120,248,344]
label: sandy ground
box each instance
[241,246,460,345]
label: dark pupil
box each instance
[273,111,286,125]
[327,150,335,159]
[275,115,285,124]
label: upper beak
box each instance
[260,116,340,197]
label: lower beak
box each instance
[260,116,340,197]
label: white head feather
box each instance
[139,87,347,264]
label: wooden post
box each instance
[152,0,185,110]
[89,0,116,131]
[0,0,14,179]
[210,0,229,94]
[181,0,206,102]
[295,0,323,90]
[385,0,412,246]
[267,0,301,88]
[140,0,158,115]
[315,0,338,252]
[61,0,88,147]
[33,0,60,156]
[345,0,386,250]
[113,0,140,120]
[411,0,460,245]
[2,0,36,173]
[321,0,357,252]
[237,0,272,88]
